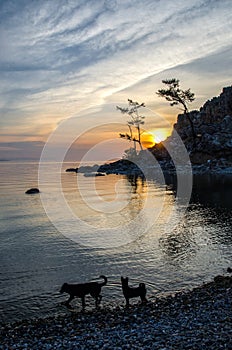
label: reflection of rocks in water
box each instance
[124,175,147,219]
[191,174,232,208]
[126,175,146,194]
[161,174,232,209]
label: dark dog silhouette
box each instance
[60,275,107,308]
[121,276,147,306]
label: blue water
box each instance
[0,162,231,323]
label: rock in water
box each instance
[25,188,40,194]
[65,168,78,172]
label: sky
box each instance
[0,0,232,161]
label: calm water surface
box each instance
[0,162,231,323]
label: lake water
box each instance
[0,161,231,323]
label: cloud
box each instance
[0,0,231,150]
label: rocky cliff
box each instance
[151,86,232,167]
[69,87,232,176]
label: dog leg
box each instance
[96,294,102,307]
[141,294,148,303]
[81,296,86,308]
[126,298,130,307]
[94,297,98,308]
[65,295,74,308]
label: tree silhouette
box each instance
[116,99,145,151]
[157,79,196,147]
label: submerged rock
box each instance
[25,188,40,194]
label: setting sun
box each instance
[142,128,170,147]
[149,129,169,144]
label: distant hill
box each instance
[0,141,45,161]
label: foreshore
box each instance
[1,275,231,350]
[67,158,232,177]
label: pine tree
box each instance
[157,79,196,147]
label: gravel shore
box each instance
[1,275,232,350]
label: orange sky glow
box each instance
[0,1,231,161]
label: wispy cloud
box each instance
[0,0,231,148]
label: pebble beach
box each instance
[1,275,232,350]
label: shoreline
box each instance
[69,159,232,177]
[1,275,231,349]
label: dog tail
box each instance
[99,275,107,286]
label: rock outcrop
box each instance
[151,86,232,167]
[66,87,232,176]
[66,168,78,173]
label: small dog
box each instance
[60,275,107,308]
[121,276,147,306]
